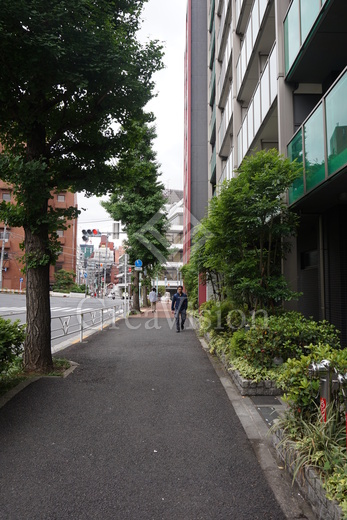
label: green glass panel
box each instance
[284,0,300,74]
[326,71,347,176]
[288,129,304,204]
[304,104,325,192]
[300,0,320,42]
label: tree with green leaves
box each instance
[186,149,301,310]
[102,120,170,311]
[0,0,163,371]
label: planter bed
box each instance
[273,428,343,520]
[227,364,282,396]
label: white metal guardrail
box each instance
[51,304,124,343]
[0,303,125,345]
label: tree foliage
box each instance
[102,120,170,310]
[0,0,163,371]
[184,149,302,310]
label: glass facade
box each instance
[284,0,327,74]
[288,129,304,205]
[288,69,347,204]
[300,0,320,42]
[304,105,325,191]
[284,0,300,74]
[326,71,347,176]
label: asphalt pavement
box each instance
[0,303,315,520]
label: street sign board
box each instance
[135,259,143,267]
[84,273,87,279]
[134,266,142,272]
[19,277,24,282]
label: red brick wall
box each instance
[0,180,78,290]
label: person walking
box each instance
[149,288,158,313]
[171,285,188,332]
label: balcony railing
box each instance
[236,43,277,166]
[218,81,233,152]
[236,0,269,95]
[284,0,329,75]
[288,67,347,205]
[210,147,217,182]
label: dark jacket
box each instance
[171,292,188,312]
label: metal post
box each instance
[124,253,128,317]
[309,359,331,422]
[0,222,7,291]
[80,312,84,342]
[104,234,108,298]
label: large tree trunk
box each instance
[142,279,148,307]
[132,269,140,311]
[23,226,53,373]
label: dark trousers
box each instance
[175,309,186,331]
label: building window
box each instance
[2,193,11,201]
[0,230,10,241]
[57,194,65,202]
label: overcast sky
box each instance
[77,0,187,236]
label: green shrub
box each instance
[0,318,26,374]
[277,344,347,419]
[241,311,341,369]
[199,300,235,335]
[272,404,347,513]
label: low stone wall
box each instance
[273,428,343,520]
[228,365,282,396]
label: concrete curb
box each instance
[0,362,79,410]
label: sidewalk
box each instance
[0,312,315,520]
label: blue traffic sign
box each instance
[135,259,143,267]
[84,273,88,278]
[19,277,24,282]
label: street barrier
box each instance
[51,304,123,343]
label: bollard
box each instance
[337,373,347,450]
[308,359,331,422]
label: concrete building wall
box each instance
[200,0,347,343]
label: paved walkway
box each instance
[0,308,315,520]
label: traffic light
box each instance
[82,229,101,241]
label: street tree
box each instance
[102,120,170,311]
[186,149,301,310]
[0,0,163,371]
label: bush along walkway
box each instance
[194,308,347,520]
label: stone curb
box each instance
[273,428,343,520]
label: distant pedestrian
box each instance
[171,285,188,332]
[149,288,157,313]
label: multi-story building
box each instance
[158,189,184,296]
[204,0,347,342]
[0,180,78,291]
[184,0,209,305]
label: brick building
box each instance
[0,180,78,291]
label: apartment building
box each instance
[184,0,209,305]
[206,0,347,342]
[156,189,184,296]
[0,180,78,291]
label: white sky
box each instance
[77,0,187,237]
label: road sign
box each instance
[84,273,87,279]
[135,259,142,267]
[20,277,24,282]
[134,266,142,272]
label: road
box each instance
[0,293,124,351]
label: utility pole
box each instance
[0,223,7,291]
